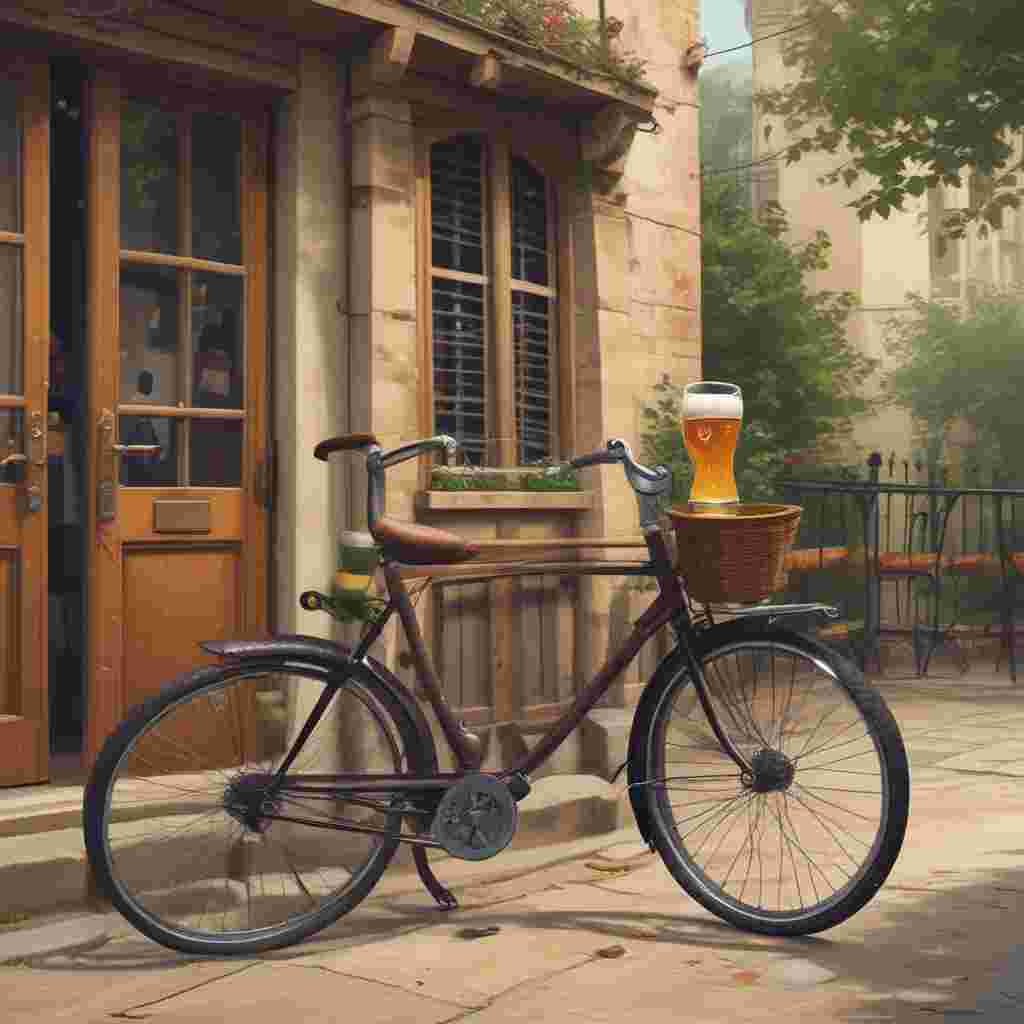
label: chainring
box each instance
[430,773,518,861]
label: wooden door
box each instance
[84,70,269,766]
[0,61,49,786]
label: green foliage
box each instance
[521,466,581,491]
[430,469,512,491]
[121,100,177,222]
[756,0,1024,234]
[423,0,649,86]
[429,466,580,491]
[639,177,875,509]
[884,290,1024,480]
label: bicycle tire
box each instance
[84,657,432,955]
[630,623,909,936]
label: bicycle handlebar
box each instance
[567,439,670,493]
[317,434,672,533]
[377,435,458,470]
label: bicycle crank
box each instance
[430,773,518,861]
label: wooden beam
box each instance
[0,3,296,91]
[309,1,655,115]
[355,26,416,89]
[469,52,501,90]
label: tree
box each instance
[884,290,1024,478]
[700,63,753,201]
[641,177,875,504]
[756,0,1024,237]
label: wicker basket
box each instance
[668,503,802,605]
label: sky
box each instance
[701,0,752,69]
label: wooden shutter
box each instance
[510,156,555,464]
[430,135,487,463]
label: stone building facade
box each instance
[1,0,702,789]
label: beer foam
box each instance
[684,389,743,419]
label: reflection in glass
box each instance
[0,550,19,715]
[118,415,178,487]
[0,246,21,395]
[192,273,244,409]
[191,112,241,265]
[511,157,549,287]
[0,408,23,485]
[121,99,179,254]
[190,418,242,486]
[431,136,484,275]
[512,291,551,463]
[120,265,180,405]
[433,278,485,464]
[0,80,20,233]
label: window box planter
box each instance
[429,465,581,492]
[419,466,591,512]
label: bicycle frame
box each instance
[260,525,837,817]
[384,526,690,777]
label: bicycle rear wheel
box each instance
[633,624,909,936]
[84,658,429,955]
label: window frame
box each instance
[415,111,576,486]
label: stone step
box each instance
[0,773,629,923]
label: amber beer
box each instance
[681,382,743,505]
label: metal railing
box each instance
[778,453,1024,681]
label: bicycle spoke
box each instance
[790,781,878,825]
[797,722,876,764]
[647,634,904,929]
[784,789,866,872]
[89,664,412,951]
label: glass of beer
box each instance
[681,381,742,505]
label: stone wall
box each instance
[272,1,703,775]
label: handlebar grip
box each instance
[314,433,380,461]
[569,450,621,470]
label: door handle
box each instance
[0,452,26,466]
[112,443,161,455]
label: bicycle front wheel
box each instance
[84,658,428,955]
[634,624,909,936]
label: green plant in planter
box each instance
[430,468,471,491]
[430,466,580,491]
[472,472,511,490]
[522,466,580,491]
[430,468,513,490]
[423,0,649,86]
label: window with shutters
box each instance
[426,133,559,466]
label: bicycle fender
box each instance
[627,645,688,849]
[200,634,439,773]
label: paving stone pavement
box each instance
[4,665,1024,1020]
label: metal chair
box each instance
[873,456,952,676]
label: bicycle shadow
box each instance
[31,860,1024,1023]
[34,878,826,972]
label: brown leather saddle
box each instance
[371,516,479,566]
[312,433,479,567]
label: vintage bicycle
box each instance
[83,434,909,955]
